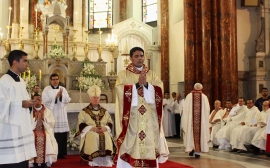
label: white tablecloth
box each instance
[67,103,115,114]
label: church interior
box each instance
[0,0,270,167]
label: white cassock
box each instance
[251,111,270,150]
[181,91,210,153]
[0,74,36,164]
[158,124,170,163]
[42,85,71,133]
[162,98,174,137]
[30,107,58,165]
[215,105,247,150]
[230,106,260,150]
[209,108,225,146]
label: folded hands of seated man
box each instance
[91,126,107,133]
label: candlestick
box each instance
[8,7,12,26]
[28,70,30,80]
[23,72,25,79]
[99,27,101,44]
[39,70,42,81]
[35,9,38,28]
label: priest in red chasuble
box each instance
[114,47,164,168]
[266,104,270,157]
[182,83,210,158]
[74,85,114,167]
[30,94,58,168]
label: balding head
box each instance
[194,83,203,90]
[214,100,221,110]
[262,100,269,111]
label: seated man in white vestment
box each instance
[209,100,224,148]
[74,85,114,167]
[30,94,58,168]
[244,101,270,155]
[182,83,210,158]
[215,97,247,150]
[229,99,260,153]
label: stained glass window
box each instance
[142,0,157,23]
[88,0,113,29]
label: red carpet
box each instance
[52,155,193,168]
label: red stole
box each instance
[192,90,202,152]
[266,134,270,154]
[33,105,46,164]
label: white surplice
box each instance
[30,107,58,165]
[209,108,225,146]
[251,110,270,150]
[236,108,270,150]
[0,74,36,164]
[181,92,210,153]
[162,98,174,137]
[215,105,247,150]
[42,86,71,132]
[230,106,260,150]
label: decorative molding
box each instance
[255,18,265,52]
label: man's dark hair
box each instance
[50,73,59,79]
[33,93,41,97]
[239,97,246,102]
[226,99,232,102]
[34,85,39,88]
[164,91,169,94]
[129,47,144,57]
[261,87,268,92]
[8,50,28,66]
[247,99,254,103]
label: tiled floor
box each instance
[166,138,270,168]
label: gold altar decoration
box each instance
[4,26,12,59]
[97,29,103,62]
[33,28,40,59]
[106,30,118,76]
[84,30,90,61]
[18,27,24,50]
[121,40,129,67]
[72,30,78,61]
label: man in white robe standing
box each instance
[162,92,174,137]
[0,50,36,168]
[42,74,71,159]
[215,97,247,150]
[209,100,224,148]
[182,83,210,158]
[171,93,184,138]
[229,99,260,153]
[30,94,58,168]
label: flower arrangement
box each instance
[24,75,38,93]
[67,129,79,151]
[77,62,104,91]
[49,44,66,59]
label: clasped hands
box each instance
[56,88,63,99]
[138,69,147,87]
[91,126,107,133]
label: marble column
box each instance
[82,0,85,27]
[120,0,127,22]
[160,0,169,93]
[184,0,238,107]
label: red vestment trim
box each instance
[113,85,133,163]
[126,63,149,74]
[33,105,46,164]
[266,134,270,154]
[192,90,202,152]
[120,153,157,167]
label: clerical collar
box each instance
[51,85,59,89]
[6,69,20,82]
[135,66,143,71]
[34,106,42,111]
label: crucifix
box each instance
[92,88,97,96]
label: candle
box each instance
[23,72,25,79]
[39,70,42,81]
[35,9,38,28]
[21,8,24,24]
[28,70,30,80]
[99,27,101,44]
[8,7,12,26]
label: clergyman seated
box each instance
[74,85,115,167]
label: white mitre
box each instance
[87,85,101,97]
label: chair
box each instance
[100,94,108,103]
